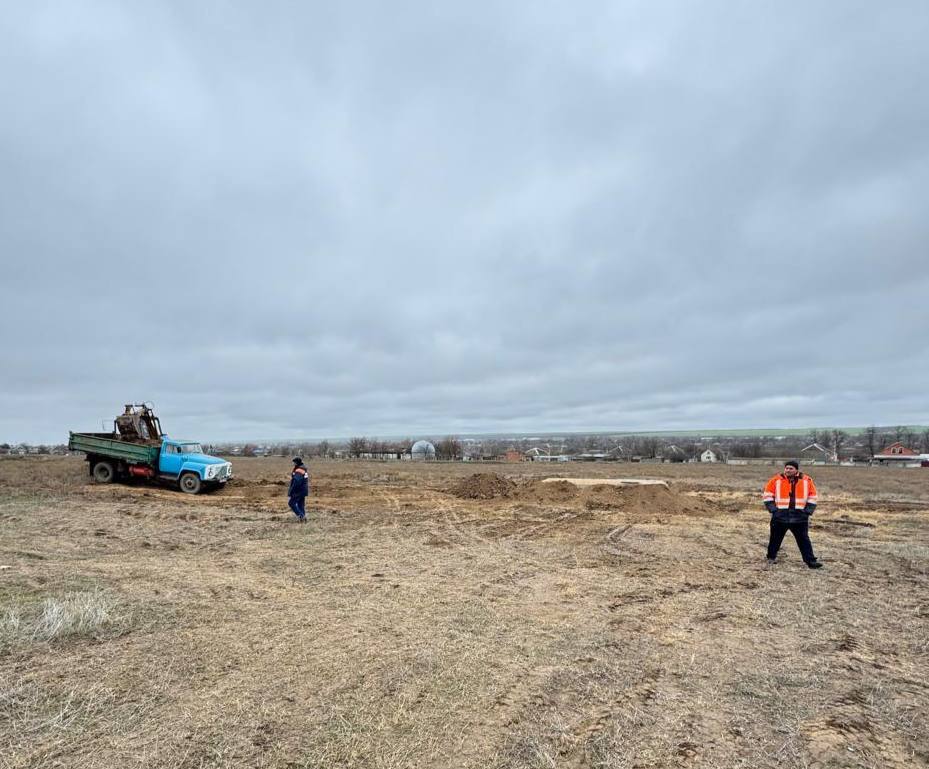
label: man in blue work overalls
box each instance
[288,457,310,523]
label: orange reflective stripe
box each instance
[775,478,791,505]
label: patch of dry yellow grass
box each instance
[1,457,928,768]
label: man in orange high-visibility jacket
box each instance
[763,460,823,568]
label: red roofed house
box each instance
[873,442,918,463]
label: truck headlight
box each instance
[206,465,217,478]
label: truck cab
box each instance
[158,439,233,494]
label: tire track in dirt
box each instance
[377,488,401,514]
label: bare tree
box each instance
[564,436,585,455]
[317,440,331,459]
[678,440,700,461]
[640,437,660,458]
[436,436,462,460]
[893,425,914,447]
[807,429,826,446]
[348,437,368,458]
[863,426,880,458]
[829,430,848,461]
[733,438,762,458]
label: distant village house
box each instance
[872,442,921,464]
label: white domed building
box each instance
[410,440,436,461]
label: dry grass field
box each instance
[1,456,928,769]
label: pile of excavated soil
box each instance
[578,483,718,517]
[450,473,518,499]
[516,479,579,503]
[450,475,718,517]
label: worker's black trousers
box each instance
[767,518,817,563]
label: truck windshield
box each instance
[180,443,203,454]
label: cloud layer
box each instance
[2,2,928,442]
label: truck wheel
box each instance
[179,473,201,494]
[93,461,115,484]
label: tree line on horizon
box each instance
[204,425,929,462]
[3,426,927,461]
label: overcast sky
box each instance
[2,2,928,443]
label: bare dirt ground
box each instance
[2,456,928,769]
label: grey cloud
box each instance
[2,1,928,443]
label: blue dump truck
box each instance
[68,404,233,494]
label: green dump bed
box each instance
[68,432,161,466]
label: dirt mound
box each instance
[449,476,717,515]
[516,479,579,503]
[515,480,717,517]
[450,473,518,499]
[449,473,719,518]
[599,484,715,517]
